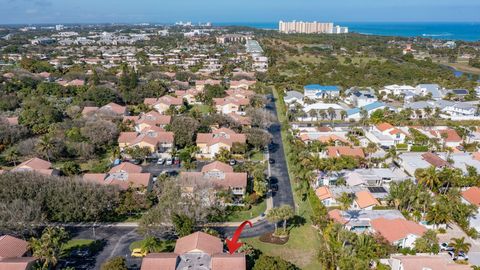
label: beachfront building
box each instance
[279,21,348,34]
[304,84,341,100]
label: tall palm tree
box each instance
[37,135,55,162]
[266,208,282,235]
[340,110,347,121]
[449,237,471,257]
[415,166,440,192]
[4,147,19,166]
[29,227,68,270]
[337,192,353,210]
[278,205,295,233]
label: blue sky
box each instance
[1,0,479,24]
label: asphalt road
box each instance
[69,95,295,269]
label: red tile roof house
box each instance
[385,254,471,270]
[195,79,222,91]
[461,187,480,232]
[365,122,407,147]
[371,218,427,248]
[0,235,37,270]
[213,96,250,116]
[352,190,380,210]
[175,89,203,105]
[225,89,256,99]
[324,146,365,159]
[118,130,175,159]
[180,161,247,201]
[11,157,58,176]
[140,232,246,270]
[126,111,171,133]
[226,113,252,127]
[196,128,246,159]
[98,102,128,116]
[229,80,256,90]
[83,162,152,191]
[144,96,183,115]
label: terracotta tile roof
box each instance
[12,158,54,176]
[145,96,183,106]
[439,129,462,142]
[100,102,126,115]
[196,128,246,147]
[213,96,250,106]
[123,116,139,123]
[328,209,348,225]
[300,134,349,144]
[118,132,138,144]
[317,126,333,132]
[81,106,99,116]
[462,187,480,206]
[6,117,18,125]
[83,172,151,190]
[391,255,471,270]
[473,152,480,161]
[211,253,246,270]
[137,111,171,126]
[68,79,85,86]
[196,79,221,86]
[109,162,143,174]
[355,190,380,209]
[421,152,449,168]
[0,235,29,259]
[315,186,333,200]
[174,232,223,256]
[0,257,37,270]
[227,113,251,126]
[229,79,256,88]
[131,131,174,146]
[371,218,426,243]
[376,123,394,132]
[201,161,234,173]
[180,171,247,190]
[225,89,255,98]
[140,253,177,270]
[327,146,365,158]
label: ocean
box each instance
[214,22,480,42]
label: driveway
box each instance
[437,223,480,266]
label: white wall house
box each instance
[304,84,340,100]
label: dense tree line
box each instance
[0,172,120,233]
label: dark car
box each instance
[269,158,275,164]
[270,184,279,192]
[269,176,278,184]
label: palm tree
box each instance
[277,205,295,233]
[449,237,471,257]
[415,166,440,192]
[30,227,69,270]
[37,135,55,162]
[140,236,162,253]
[4,147,19,166]
[319,109,327,120]
[424,106,432,118]
[337,192,353,210]
[365,142,378,165]
[340,110,347,121]
[266,208,282,235]
[327,107,336,124]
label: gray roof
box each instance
[417,84,442,99]
[334,209,405,227]
[284,91,304,101]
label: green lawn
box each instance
[250,150,265,162]
[225,200,267,222]
[63,239,95,251]
[129,239,175,252]
[243,224,321,270]
[192,104,212,114]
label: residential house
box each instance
[229,80,256,90]
[439,101,479,120]
[226,113,252,127]
[299,103,344,121]
[126,111,171,132]
[324,146,365,159]
[416,84,443,100]
[180,161,247,200]
[303,84,340,100]
[461,187,480,232]
[380,85,416,97]
[213,96,249,115]
[384,254,471,270]
[365,123,407,147]
[83,162,152,190]
[118,129,174,158]
[348,89,378,107]
[398,152,449,176]
[5,117,18,125]
[175,89,202,104]
[299,132,349,146]
[140,232,246,270]
[99,102,127,116]
[283,91,304,108]
[345,168,409,187]
[439,152,480,175]
[195,79,222,91]
[225,89,255,99]
[144,96,183,114]
[11,157,58,176]
[371,218,427,248]
[346,102,387,120]
[0,235,36,270]
[352,190,380,210]
[196,128,246,159]
[328,209,405,232]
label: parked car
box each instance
[229,159,236,166]
[156,158,165,165]
[174,157,180,165]
[71,248,90,258]
[165,158,173,165]
[131,248,147,258]
[268,176,278,184]
[269,158,275,164]
[448,251,469,261]
[440,242,454,252]
[270,183,279,192]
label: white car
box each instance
[448,251,469,261]
[157,158,165,165]
[165,158,173,165]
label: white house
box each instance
[283,91,304,107]
[346,102,387,120]
[365,123,407,147]
[304,84,340,100]
[299,102,344,121]
[348,90,378,107]
[380,85,416,96]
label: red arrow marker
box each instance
[226,220,253,254]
